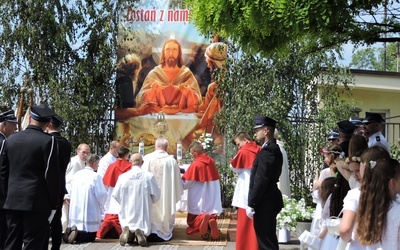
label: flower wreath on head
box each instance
[344,156,361,164]
[320,148,344,159]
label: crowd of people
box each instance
[306,112,400,250]
[1,101,398,250]
[0,105,292,250]
[0,104,227,249]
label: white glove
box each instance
[48,210,56,223]
[246,206,255,219]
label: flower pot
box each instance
[296,221,311,236]
[278,228,291,243]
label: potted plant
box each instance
[277,195,315,235]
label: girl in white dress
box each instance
[356,158,400,250]
[339,146,390,250]
[311,145,342,233]
[319,171,350,250]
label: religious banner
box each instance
[114,0,226,157]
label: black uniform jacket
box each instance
[248,139,283,213]
[49,131,72,196]
[1,125,60,211]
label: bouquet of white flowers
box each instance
[276,195,315,232]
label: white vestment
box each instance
[142,150,183,240]
[229,166,251,209]
[65,155,86,199]
[62,155,86,231]
[183,180,223,215]
[68,167,107,232]
[277,140,291,197]
[112,166,160,236]
[97,152,117,178]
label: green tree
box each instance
[184,0,400,54]
[0,0,139,153]
[350,43,399,71]
[216,43,354,202]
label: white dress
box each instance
[319,195,340,250]
[365,201,400,250]
[68,167,107,232]
[311,167,333,234]
[343,188,364,250]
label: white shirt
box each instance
[113,166,160,236]
[142,150,183,240]
[367,131,390,154]
[65,155,85,199]
[68,167,107,232]
[97,152,117,178]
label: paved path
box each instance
[53,238,301,249]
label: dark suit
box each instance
[1,125,60,250]
[340,140,349,157]
[46,131,71,250]
[0,132,7,250]
[248,139,283,250]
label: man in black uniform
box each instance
[0,104,60,250]
[337,120,357,157]
[0,110,18,250]
[247,115,283,250]
[44,114,72,250]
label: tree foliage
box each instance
[350,43,400,71]
[216,43,354,201]
[0,0,139,153]
[184,0,400,54]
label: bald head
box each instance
[130,153,144,166]
[155,137,168,151]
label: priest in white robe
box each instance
[65,154,107,243]
[62,143,91,231]
[113,153,161,246]
[141,137,183,241]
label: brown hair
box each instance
[356,158,400,245]
[320,177,335,208]
[232,131,252,146]
[117,146,130,158]
[348,134,368,158]
[159,39,184,67]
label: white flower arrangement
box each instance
[197,133,218,156]
[276,195,315,232]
